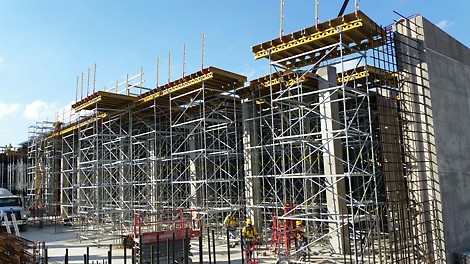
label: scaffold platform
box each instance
[251,11,385,69]
[72,91,139,111]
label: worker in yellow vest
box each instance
[224,212,238,242]
[295,220,308,258]
[242,219,258,258]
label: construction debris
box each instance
[0,232,34,264]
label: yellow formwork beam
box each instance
[252,11,385,70]
[337,70,368,84]
[74,97,101,112]
[46,112,107,140]
[138,67,245,104]
[258,75,307,88]
[139,72,214,104]
[253,18,364,60]
[73,91,138,111]
[337,67,398,87]
[249,71,319,90]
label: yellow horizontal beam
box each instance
[337,70,368,84]
[251,72,318,89]
[259,76,306,88]
[46,112,107,140]
[139,72,214,103]
[73,91,138,111]
[254,19,363,60]
[209,67,246,83]
[73,96,101,111]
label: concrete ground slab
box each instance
[19,225,280,264]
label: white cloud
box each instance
[436,20,454,30]
[22,100,59,120]
[0,102,21,118]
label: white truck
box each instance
[0,188,29,230]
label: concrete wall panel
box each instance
[422,16,470,260]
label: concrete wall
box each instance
[395,17,444,262]
[421,17,470,260]
[395,15,470,262]
[395,15,470,261]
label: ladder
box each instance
[3,211,20,236]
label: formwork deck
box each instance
[251,11,385,69]
[245,71,319,98]
[338,66,398,88]
[137,67,246,108]
[242,65,396,99]
[72,91,139,111]
[52,67,246,137]
[46,112,107,139]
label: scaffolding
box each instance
[0,145,27,195]
[71,70,143,241]
[242,10,445,263]
[21,8,446,263]
[26,121,60,219]
[243,11,385,262]
[143,67,246,229]
[27,66,247,243]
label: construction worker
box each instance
[242,219,258,258]
[224,212,238,242]
[295,220,308,258]
[53,121,63,133]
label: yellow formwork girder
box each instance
[259,75,306,88]
[74,97,101,112]
[139,72,214,103]
[46,112,107,140]
[337,70,368,84]
[253,19,363,60]
[73,91,138,111]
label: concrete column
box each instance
[60,148,69,218]
[120,138,129,229]
[149,140,156,209]
[54,141,61,217]
[242,99,262,232]
[189,134,203,208]
[318,66,351,254]
[301,101,319,219]
[76,146,83,216]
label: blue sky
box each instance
[0,0,469,147]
